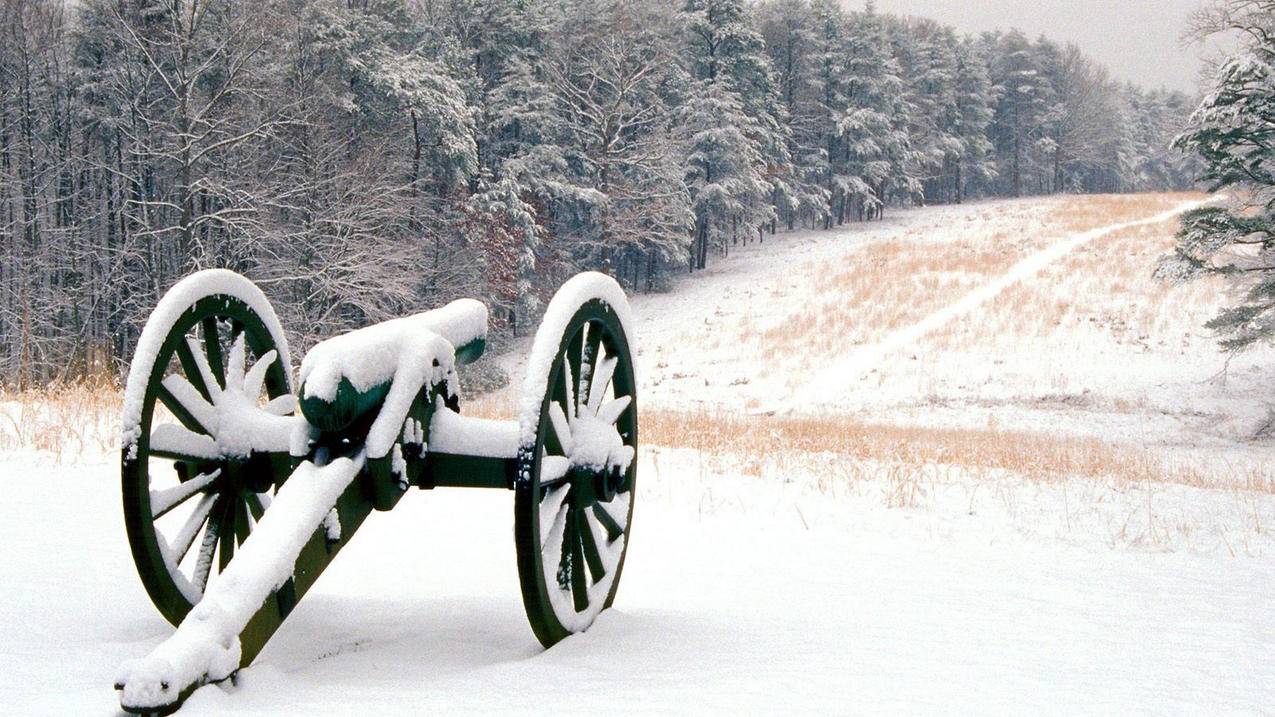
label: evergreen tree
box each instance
[834,5,910,221]
[755,0,829,229]
[682,0,781,267]
[1158,0,1275,351]
[951,36,998,201]
[986,30,1054,196]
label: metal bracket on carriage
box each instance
[114,270,638,714]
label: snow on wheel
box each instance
[120,270,296,626]
[515,273,638,646]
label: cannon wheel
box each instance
[515,282,637,647]
[121,272,294,627]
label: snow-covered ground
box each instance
[3,193,1274,713]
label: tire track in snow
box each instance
[792,199,1208,409]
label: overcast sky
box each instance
[862,0,1224,94]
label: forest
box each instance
[0,0,1200,387]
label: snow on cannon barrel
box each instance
[114,269,638,714]
[296,299,488,434]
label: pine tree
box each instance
[986,29,1054,196]
[755,0,829,229]
[834,5,910,222]
[901,19,962,205]
[680,81,773,269]
[1158,0,1275,351]
[465,174,545,334]
[682,0,781,267]
[951,36,998,201]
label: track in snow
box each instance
[793,199,1208,408]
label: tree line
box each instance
[0,0,1199,387]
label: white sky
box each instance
[861,0,1226,94]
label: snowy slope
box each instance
[3,194,1274,714]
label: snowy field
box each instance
[4,193,1275,713]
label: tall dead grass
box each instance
[746,193,1208,376]
[643,408,1275,495]
[0,376,120,457]
[932,209,1225,351]
[1045,192,1205,233]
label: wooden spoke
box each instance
[162,372,219,428]
[554,513,572,592]
[540,456,571,489]
[592,502,624,542]
[596,395,632,426]
[580,322,602,408]
[243,349,278,401]
[559,351,576,421]
[586,356,617,415]
[547,402,573,456]
[191,503,223,592]
[218,499,237,570]
[170,493,219,565]
[263,394,296,416]
[568,509,589,612]
[184,336,222,401]
[539,485,570,544]
[245,493,266,523]
[156,381,210,436]
[201,316,225,389]
[566,328,584,415]
[226,332,247,388]
[174,338,211,402]
[578,509,607,583]
[233,499,250,545]
[151,469,220,519]
[149,423,220,463]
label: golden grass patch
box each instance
[931,206,1226,351]
[1045,192,1206,233]
[743,193,1210,379]
[0,376,120,456]
[643,408,1275,494]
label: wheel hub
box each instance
[568,465,626,504]
[176,454,274,495]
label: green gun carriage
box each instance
[113,269,638,714]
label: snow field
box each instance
[1,443,1272,713]
[2,193,1273,712]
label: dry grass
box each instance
[756,239,1010,363]
[642,408,1275,495]
[744,193,1207,379]
[932,208,1225,351]
[0,377,120,457]
[1044,192,1205,233]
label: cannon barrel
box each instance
[298,299,487,433]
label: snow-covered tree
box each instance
[0,0,1203,386]
[1158,0,1275,351]
[986,29,1054,196]
[680,81,773,269]
[951,36,998,201]
[833,5,911,221]
[755,0,829,229]
[682,0,781,267]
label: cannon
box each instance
[113,270,638,714]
